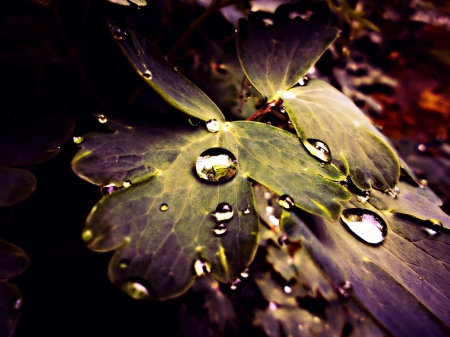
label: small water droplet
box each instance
[235,144,239,148]
[264,191,272,199]
[124,281,150,299]
[110,25,125,40]
[278,233,289,246]
[194,259,211,276]
[173,67,178,72]
[337,280,352,298]
[340,178,349,187]
[418,276,424,281]
[13,298,22,310]
[356,191,370,203]
[284,285,292,294]
[101,183,118,196]
[82,229,93,243]
[119,259,130,269]
[418,144,427,152]
[419,179,428,187]
[319,162,325,168]
[196,148,237,183]
[123,180,132,188]
[303,139,332,163]
[230,278,241,290]
[280,106,286,113]
[266,121,272,126]
[265,206,275,215]
[206,119,220,133]
[243,208,251,215]
[73,136,84,144]
[313,316,320,324]
[189,117,201,126]
[159,203,169,212]
[385,186,400,199]
[279,195,295,210]
[95,114,108,124]
[213,223,227,235]
[269,302,278,311]
[298,75,309,86]
[213,202,233,221]
[423,219,442,236]
[142,69,152,79]
[240,268,249,278]
[341,208,387,245]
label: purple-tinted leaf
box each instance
[0,168,36,207]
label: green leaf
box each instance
[282,79,400,191]
[0,168,36,207]
[236,3,338,100]
[280,199,450,336]
[72,117,350,299]
[116,31,225,122]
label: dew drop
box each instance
[124,281,150,299]
[341,208,387,245]
[123,180,132,188]
[119,259,130,269]
[72,136,84,144]
[418,144,427,152]
[95,114,108,124]
[278,233,289,246]
[196,148,237,183]
[284,285,292,294]
[173,67,178,72]
[340,178,349,187]
[243,208,251,215]
[265,206,275,215]
[423,219,443,236]
[13,298,22,310]
[101,183,118,196]
[418,276,424,281]
[230,278,241,290]
[142,69,152,79]
[385,186,400,199]
[194,259,211,276]
[82,229,93,243]
[159,203,169,212]
[298,75,309,86]
[337,280,352,298]
[213,223,227,236]
[240,268,249,278]
[213,202,234,221]
[110,25,125,40]
[269,302,278,311]
[188,117,201,126]
[266,121,272,126]
[206,119,220,133]
[280,106,286,113]
[302,139,332,163]
[279,195,295,210]
[356,191,370,203]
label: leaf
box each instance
[236,3,339,100]
[0,168,36,207]
[280,196,450,336]
[282,79,400,191]
[72,117,350,299]
[0,281,22,337]
[115,31,225,122]
[0,239,29,279]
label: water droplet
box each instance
[110,25,125,40]
[341,208,387,245]
[101,183,118,196]
[243,208,251,215]
[269,302,278,311]
[213,202,233,221]
[423,219,443,236]
[298,75,309,86]
[159,203,169,212]
[265,206,275,215]
[280,106,286,113]
[206,119,220,133]
[419,179,428,187]
[196,148,237,183]
[240,268,249,278]
[73,136,84,144]
[356,191,370,203]
[303,139,332,163]
[173,67,178,72]
[194,259,211,276]
[95,114,107,124]
[337,281,352,298]
[284,285,292,294]
[385,186,400,199]
[82,229,93,243]
[418,276,424,281]
[279,195,295,210]
[235,144,239,148]
[230,278,241,290]
[213,223,227,236]
[188,117,201,126]
[119,259,130,269]
[418,144,427,152]
[319,162,325,168]
[142,69,152,79]
[340,178,349,187]
[278,233,289,246]
[264,191,272,199]
[266,121,272,126]
[124,281,150,299]
[269,215,280,226]
[13,298,22,310]
[123,180,132,188]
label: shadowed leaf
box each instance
[0,168,36,207]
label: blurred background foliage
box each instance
[0,0,449,336]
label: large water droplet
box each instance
[213,223,227,236]
[142,69,152,79]
[303,139,332,163]
[213,202,233,221]
[298,75,309,86]
[101,183,118,196]
[341,208,387,245]
[159,203,169,212]
[279,195,295,210]
[423,219,442,236]
[206,119,220,133]
[94,113,108,124]
[124,281,150,299]
[196,148,237,183]
[72,136,84,144]
[82,229,93,243]
[194,259,211,276]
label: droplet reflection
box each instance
[302,139,332,163]
[341,208,387,244]
[196,148,237,183]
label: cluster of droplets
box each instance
[100,180,133,196]
[212,202,234,236]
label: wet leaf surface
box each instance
[0,240,29,280]
[283,79,400,191]
[237,3,338,100]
